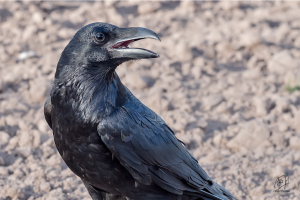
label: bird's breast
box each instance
[52,106,135,194]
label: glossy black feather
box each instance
[98,88,232,200]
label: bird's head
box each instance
[56,22,160,79]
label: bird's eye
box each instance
[94,33,105,43]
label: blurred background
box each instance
[1,1,300,199]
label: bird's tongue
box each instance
[112,40,134,48]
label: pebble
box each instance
[138,2,160,15]
[270,132,286,147]
[0,131,10,147]
[268,50,300,73]
[40,182,51,192]
[0,167,9,176]
[271,165,286,178]
[47,154,61,166]
[278,122,289,132]
[253,97,273,116]
[289,136,300,150]
[29,77,51,103]
[227,120,270,151]
[202,95,224,111]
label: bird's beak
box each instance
[109,27,160,59]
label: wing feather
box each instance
[97,93,235,200]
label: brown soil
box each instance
[1,1,300,200]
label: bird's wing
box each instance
[44,97,52,129]
[97,95,234,200]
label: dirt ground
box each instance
[1,1,300,200]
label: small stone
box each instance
[0,166,9,175]
[5,115,18,127]
[197,119,208,130]
[58,28,74,40]
[278,123,289,132]
[32,12,43,23]
[126,73,156,90]
[22,25,38,41]
[271,165,285,178]
[5,186,23,199]
[279,155,293,167]
[3,72,22,86]
[213,133,223,146]
[14,168,24,178]
[18,119,29,131]
[47,154,61,166]
[270,132,286,147]
[200,150,224,164]
[242,68,262,79]
[247,56,258,69]
[180,0,195,9]
[239,32,261,48]
[40,182,51,192]
[216,42,234,58]
[15,146,32,158]
[276,23,290,41]
[172,120,187,132]
[5,136,19,150]
[191,65,202,79]
[227,120,270,151]
[141,88,163,114]
[214,102,229,114]
[274,97,290,113]
[27,196,35,200]
[37,120,49,133]
[104,1,115,7]
[265,146,275,155]
[249,185,264,196]
[18,131,33,147]
[38,31,48,45]
[17,51,36,62]
[293,151,300,161]
[138,2,160,15]
[39,52,60,74]
[0,131,10,147]
[29,77,51,103]
[253,97,274,116]
[289,136,300,150]
[181,63,191,76]
[268,50,300,73]
[217,1,239,10]
[202,95,224,111]
[32,130,41,148]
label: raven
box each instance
[44,22,235,200]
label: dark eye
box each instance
[94,33,105,43]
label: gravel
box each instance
[1,1,300,200]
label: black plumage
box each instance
[44,22,235,200]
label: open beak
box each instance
[109,27,160,59]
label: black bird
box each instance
[44,22,235,200]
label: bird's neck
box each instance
[52,65,127,123]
